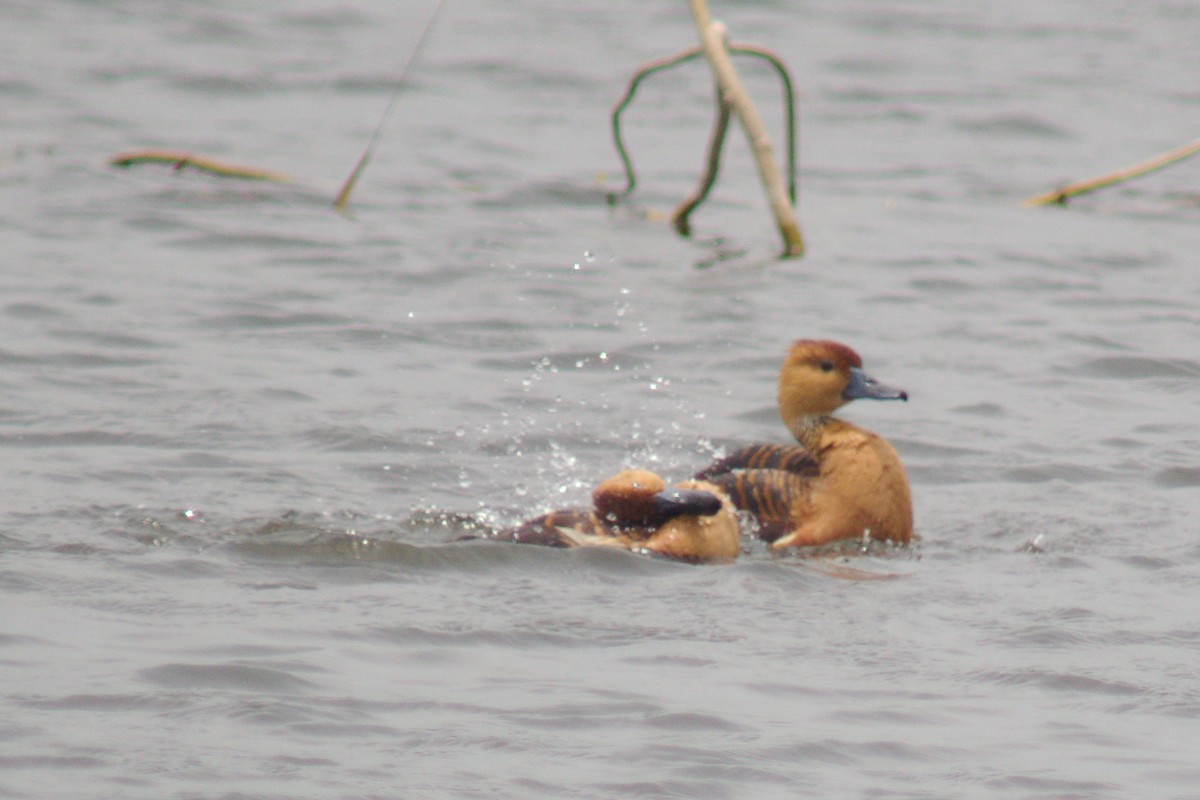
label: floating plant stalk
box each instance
[108,150,293,183]
[1024,136,1200,207]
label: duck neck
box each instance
[787,413,833,453]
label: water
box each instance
[3,0,1200,797]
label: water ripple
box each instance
[138,662,318,693]
[1075,356,1200,379]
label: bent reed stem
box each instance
[609,43,798,207]
[672,91,732,236]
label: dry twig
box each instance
[1024,136,1200,207]
[691,2,802,257]
[609,2,804,257]
[108,150,293,182]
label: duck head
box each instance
[592,469,724,533]
[777,340,907,437]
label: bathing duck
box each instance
[495,469,741,563]
[696,339,913,549]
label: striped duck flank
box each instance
[697,339,913,549]
[498,469,741,563]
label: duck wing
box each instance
[707,468,809,544]
[695,443,817,480]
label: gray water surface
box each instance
[4,1,1200,798]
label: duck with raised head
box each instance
[487,469,741,563]
[696,339,913,550]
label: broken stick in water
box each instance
[690,1,803,257]
[108,150,294,183]
[1023,136,1200,207]
[609,2,803,257]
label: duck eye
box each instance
[818,360,835,373]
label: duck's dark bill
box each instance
[651,489,723,521]
[843,367,908,402]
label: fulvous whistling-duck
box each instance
[697,339,913,550]
[492,469,741,563]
